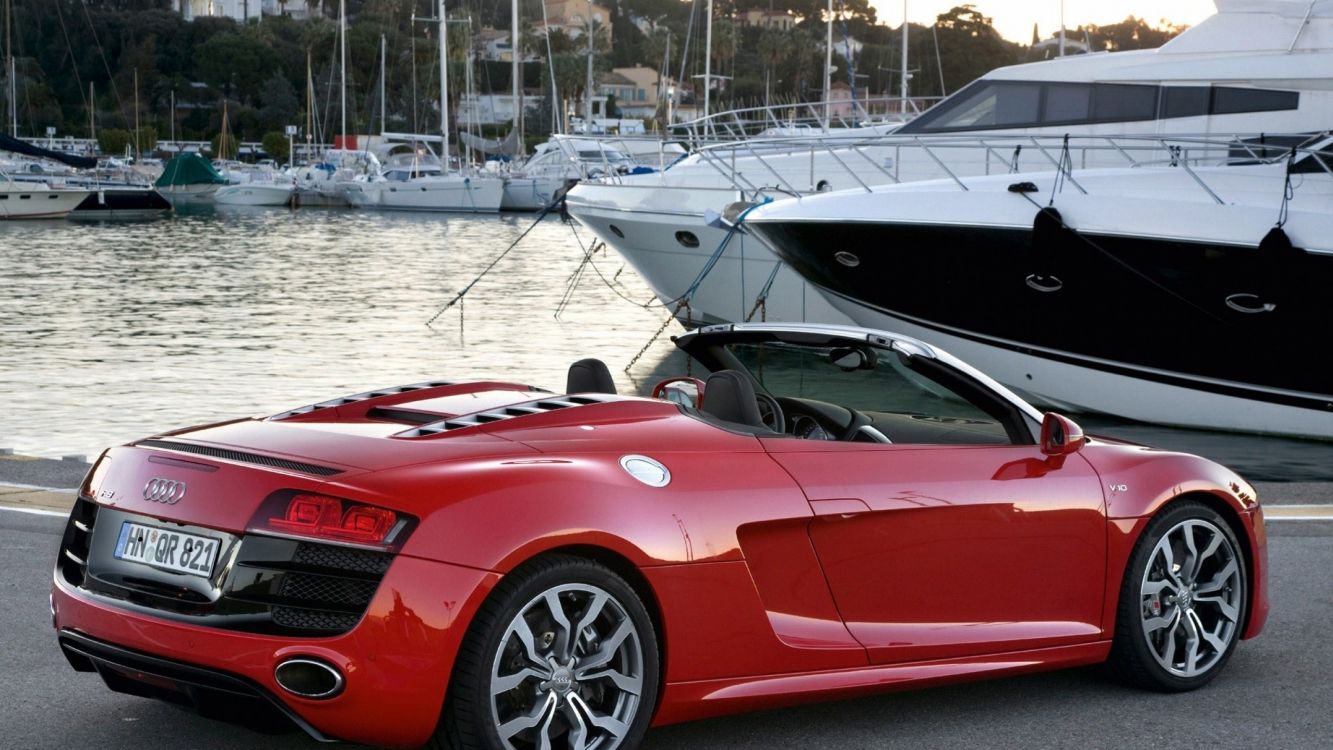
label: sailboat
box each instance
[347,1,503,212]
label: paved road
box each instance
[4,510,1330,750]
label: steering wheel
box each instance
[651,376,706,409]
[755,393,785,433]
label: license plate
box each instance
[113,522,220,578]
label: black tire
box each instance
[1106,500,1247,692]
[432,555,659,750]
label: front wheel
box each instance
[437,555,659,750]
[1107,501,1247,691]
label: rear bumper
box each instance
[53,554,500,747]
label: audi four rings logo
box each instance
[142,478,187,504]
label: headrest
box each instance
[701,370,765,428]
[566,358,617,395]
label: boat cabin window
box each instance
[901,80,1301,133]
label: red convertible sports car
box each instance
[53,323,1267,749]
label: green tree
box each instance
[97,129,133,157]
[195,32,281,105]
[262,131,291,163]
[259,73,301,133]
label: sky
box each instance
[866,1,1219,45]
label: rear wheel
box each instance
[1107,501,1247,691]
[436,555,659,750]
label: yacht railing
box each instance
[599,131,1332,203]
[666,96,946,143]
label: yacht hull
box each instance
[0,186,90,219]
[348,175,504,213]
[158,184,219,206]
[69,187,172,219]
[747,183,1333,438]
[564,183,853,325]
[501,176,568,212]
[214,184,295,207]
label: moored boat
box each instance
[744,137,1333,439]
[154,153,227,206]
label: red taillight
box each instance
[252,493,412,550]
[271,494,343,534]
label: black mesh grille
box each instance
[271,607,361,632]
[293,543,392,575]
[278,573,378,607]
[136,440,343,476]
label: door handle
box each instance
[809,498,872,517]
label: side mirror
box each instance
[1040,412,1085,456]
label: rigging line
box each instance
[745,261,784,323]
[78,0,132,146]
[673,198,773,304]
[52,2,88,119]
[565,217,664,309]
[426,196,558,326]
[1014,190,1226,324]
[1276,148,1296,228]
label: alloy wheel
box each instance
[488,583,645,750]
[1138,518,1242,678]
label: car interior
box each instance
[631,338,1037,446]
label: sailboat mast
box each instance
[512,0,521,153]
[339,0,347,145]
[439,0,451,174]
[306,48,315,160]
[900,0,909,113]
[703,0,712,122]
[380,33,386,136]
[133,68,140,161]
[584,0,593,128]
[89,81,95,146]
[823,0,833,127]
[5,0,14,137]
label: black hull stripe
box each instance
[822,287,1333,414]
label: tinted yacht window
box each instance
[1092,84,1159,121]
[1211,87,1299,115]
[900,81,1042,131]
[1044,84,1092,123]
[1161,87,1211,118]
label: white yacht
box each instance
[565,0,1333,325]
[743,134,1333,439]
[344,142,504,213]
[499,139,639,212]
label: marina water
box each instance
[2,208,1329,482]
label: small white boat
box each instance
[0,179,90,219]
[215,181,295,207]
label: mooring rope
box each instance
[426,195,561,327]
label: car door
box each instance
[722,334,1108,666]
[765,438,1107,665]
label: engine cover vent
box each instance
[396,395,614,438]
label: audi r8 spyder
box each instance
[53,323,1268,749]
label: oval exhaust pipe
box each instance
[274,657,344,699]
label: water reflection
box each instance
[0,210,679,459]
[1,209,1328,482]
